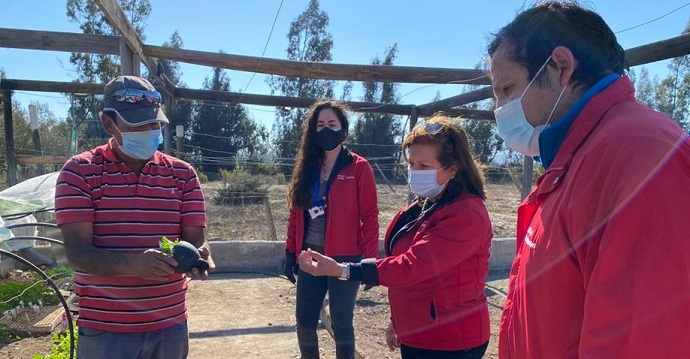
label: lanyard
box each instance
[312,156,340,207]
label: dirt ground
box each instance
[1,271,509,358]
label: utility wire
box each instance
[616,2,690,34]
[238,0,286,103]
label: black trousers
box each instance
[400,341,489,359]
[295,255,360,359]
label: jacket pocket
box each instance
[429,299,437,321]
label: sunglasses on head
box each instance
[416,122,445,134]
[112,89,162,105]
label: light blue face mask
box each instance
[113,125,163,160]
[408,168,449,198]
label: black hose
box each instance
[0,249,74,359]
[4,223,58,230]
[1,208,55,221]
[6,236,64,246]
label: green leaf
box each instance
[158,236,178,255]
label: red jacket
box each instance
[499,77,690,358]
[377,193,492,351]
[285,148,379,258]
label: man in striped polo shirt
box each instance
[55,75,213,359]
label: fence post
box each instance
[4,90,18,185]
[264,199,278,241]
[29,105,46,175]
[520,156,534,200]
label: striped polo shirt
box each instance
[55,139,206,333]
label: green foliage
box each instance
[42,266,74,280]
[215,167,269,205]
[159,236,179,255]
[350,44,402,179]
[0,324,20,346]
[254,161,281,176]
[274,172,286,185]
[190,66,268,173]
[268,0,335,163]
[0,280,58,313]
[197,171,209,183]
[32,327,78,359]
[461,118,504,164]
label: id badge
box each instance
[308,206,325,219]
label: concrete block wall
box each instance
[209,238,516,273]
[0,239,516,276]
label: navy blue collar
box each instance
[537,73,620,169]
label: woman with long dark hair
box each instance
[284,100,379,359]
[299,115,492,359]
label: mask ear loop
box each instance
[519,56,553,99]
[545,85,567,126]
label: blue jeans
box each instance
[77,321,189,359]
[296,261,360,359]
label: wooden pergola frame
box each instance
[2,0,690,197]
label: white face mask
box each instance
[494,56,566,157]
[408,168,448,198]
[113,125,163,160]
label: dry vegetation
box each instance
[203,181,521,242]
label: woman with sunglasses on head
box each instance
[299,115,491,359]
[284,100,379,359]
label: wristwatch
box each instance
[338,263,350,281]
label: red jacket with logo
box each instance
[285,148,379,258]
[376,193,492,351]
[499,77,690,358]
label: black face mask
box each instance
[315,128,346,151]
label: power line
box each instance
[238,0,286,102]
[615,2,690,34]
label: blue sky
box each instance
[2,0,689,129]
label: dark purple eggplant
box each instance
[172,241,209,273]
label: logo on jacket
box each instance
[337,175,355,180]
[524,226,537,249]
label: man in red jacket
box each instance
[489,2,690,358]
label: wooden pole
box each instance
[120,38,135,76]
[28,105,45,175]
[175,125,184,159]
[3,90,18,186]
[374,163,396,193]
[504,166,523,195]
[520,156,534,200]
[264,199,278,242]
[162,96,173,154]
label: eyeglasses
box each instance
[415,122,445,134]
[112,89,162,105]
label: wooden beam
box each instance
[175,87,415,115]
[16,156,69,165]
[625,32,690,67]
[0,79,103,94]
[0,28,119,55]
[418,87,494,116]
[94,0,175,95]
[145,45,491,85]
[433,108,495,121]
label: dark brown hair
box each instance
[488,1,626,89]
[402,115,486,200]
[287,100,350,210]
